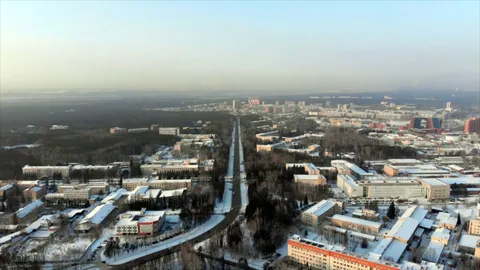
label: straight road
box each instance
[102,120,242,269]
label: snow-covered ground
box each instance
[1,144,41,150]
[215,182,233,214]
[103,214,225,265]
[240,182,249,213]
[45,237,94,261]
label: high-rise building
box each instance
[232,100,240,110]
[325,101,331,107]
[248,99,260,105]
[446,102,452,111]
[465,117,480,134]
[409,117,441,129]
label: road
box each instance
[95,119,243,269]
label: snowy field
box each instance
[45,237,93,261]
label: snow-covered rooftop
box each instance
[0,184,13,191]
[101,188,128,203]
[303,200,337,217]
[423,241,444,263]
[431,228,450,242]
[332,214,382,229]
[419,178,449,186]
[80,204,116,225]
[381,239,407,263]
[15,200,44,219]
[458,234,480,249]
[386,217,419,242]
[159,188,186,198]
[400,206,428,223]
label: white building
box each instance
[115,209,165,236]
[301,200,341,227]
[159,127,180,136]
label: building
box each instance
[122,178,192,191]
[140,164,198,175]
[110,127,127,134]
[418,178,450,201]
[159,127,180,136]
[361,178,425,199]
[150,124,159,131]
[469,217,480,236]
[0,184,15,198]
[336,174,363,197]
[128,128,149,133]
[465,117,480,134]
[63,188,92,200]
[431,228,451,245]
[128,186,161,201]
[301,200,341,227]
[232,100,240,110]
[288,235,399,270]
[256,142,285,152]
[294,174,327,185]
[331,214,382,234]
[385,217,419,243]
[115,209,165,236]
[76,203,117,232]
[23,185,47,201]
[22,165,71,179]
[409,117,441,130]
[15,200,44,225]
[58,183,109,195]
[331,160,374,180]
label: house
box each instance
[15,200,44,225]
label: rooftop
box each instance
[419,178,449,187]
[303,200,337,217]
[15,200,44,219]
[386,217,419,242]
[332,214,382,229]
[80,204,116,225]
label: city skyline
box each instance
[1,1,479,92]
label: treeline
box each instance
[245,184,297,253]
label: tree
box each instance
[303,194,308,206]
[387,201,396,219]
[361,239,368,249]
[457,212,461,225]
[304,229,308,237]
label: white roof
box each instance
[15,200,44,218]
[431,228,450,242]
[381,239,408,263]
[350,231,376,241]
[401,206,428,223]
[80,204,116,225]
[458,234,480,249]
[387,217,419,242]
[72,165,115,170]
[438,177,480,185]
[294,174,321,180]
[401,261,445,270]
[388,159,422,165]
[420,219,434,229]
[304,200,337,217]
[101,188,128,203]
[332,214,382,229]
[159,188,186,198]
[422,241,444,263]
[419,178,449,186]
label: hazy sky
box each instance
[1,1,479,92]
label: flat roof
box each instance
[381,239,408,263]
[387,217,419,242]
[332,214,382,229]
[80,204,116,225]
[387,159,422,165]
[304,200,337,217]
[422,241,444,263]
[458,234,480,249]
[419,178,449,186]
[438,177,480,185]
[294,174,321,180]
[15,200,44,218]
[401,206,428,223]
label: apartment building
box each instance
[331,215,382,234]
[288,235,399,270]
[294,175,327,186]
[158,127,180,136]
[418,178,450,201]
[361,178,425,199]
[63,188,91,200]
[58,183,109,195]
[115,209,165,236]
[256,142,285,152]
[469,217,480,236]
[336,174,363,197]
[301,200,341,227]
[122,178,192,191]
[22,165,71,179]
[140,164,198,176]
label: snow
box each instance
[331,214,382,230]
[400,206,428,222]
[458,234,480,249]
[422,241,444,263]
[160,188,187,197]
[420,218,434,229]
[44,237,93,261]
[303,200,337,216]
[30,230,53,238]
[381,239,407,263]
[80,204,116,225]
[101,188,128,203]
[215,182,232,214]
[240,182,249,213]
[103,215,225,265]
[386,217,419,242]
[15,200,44,218]
[1,144,40,150]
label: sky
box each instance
[1,1,479,92]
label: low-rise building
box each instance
[0,184,15,198]
[76,203,117,232]
[301,200,341,227]
[294,174,326,185]
[123,178,192,191]
[115,209,165,236]
[15,200,44,225]
[469,217,480,236]
[58,183,109,195]
[418,178,450,201]
[63,188,91,200]
[23,185,47,201]
[331,214,382,234]
[140,164,198,176]
[159,127,180,136]
[431,228,451,245]
[22,165,71,179]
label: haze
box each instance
[1,1,479,92]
